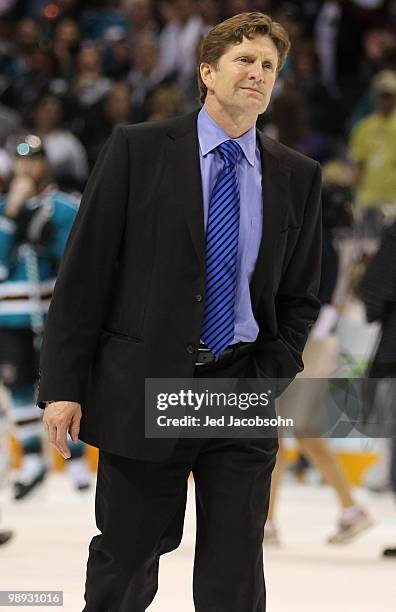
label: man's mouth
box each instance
[241,87,263,95]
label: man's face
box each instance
[201,34,279,118]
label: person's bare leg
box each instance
[296,437,354,508]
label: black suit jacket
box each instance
[37,109,322,461]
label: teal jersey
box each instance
[0,187,79,329]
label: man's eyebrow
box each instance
[234,52,276,63]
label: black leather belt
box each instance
[195,342,256,365]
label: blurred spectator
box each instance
[272,1,306,46]
[320,160,358,309]
[266,158,371,547]
[349,69,396,238]
[80,1,129,41]
[362,27,396,79]
[158,0,203,82]
[196,0,220,27]
[1,18,57,116]
[0,135,91,498]
[270,41,337,161]
[7,93,88,191]
[0,17,41,87]
[314,0,391,93]
[146,85,185,121]
[128,35,170,111]
[359,219,396,557]
[315,1,359,93]
[101,24,131,79]
[0,104,21,147]
[360,219,396,380]
[124,0,158,39]
[268,1,311,81]
[349,28,396,125]
[52,18,81,82]
[173,0,204,80]
[72,42,111,108]
[25,45,57,98]
[319,160,355,303]
[14,16,41,56]
[81,82,140,168]
[156,0,179,78]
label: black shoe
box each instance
[0,530,13,545]
[383,546,396,558]
[14,467,47,500]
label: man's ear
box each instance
[200,62,215,92]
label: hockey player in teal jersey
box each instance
[0,135,92,499]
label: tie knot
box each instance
[218,140,241,168]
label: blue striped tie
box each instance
[201,140,241,356]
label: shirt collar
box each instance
[197,105,256,167]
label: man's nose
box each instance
[248,61,264,81]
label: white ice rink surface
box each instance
[1,471,396,612]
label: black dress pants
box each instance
[82,352,278,611]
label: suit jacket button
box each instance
[187,344,195,355]
[195,293,203,302]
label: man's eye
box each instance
[239,57,250,62]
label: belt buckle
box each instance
[197,346,218,364]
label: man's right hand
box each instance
[43,401,82,460]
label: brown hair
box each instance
[198,11,291,104]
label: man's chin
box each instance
[246,101,267,114]
[239,93,267,111]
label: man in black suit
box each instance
[38,12,322,611]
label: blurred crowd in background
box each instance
[0,0,395,190]
[0,0,396,555]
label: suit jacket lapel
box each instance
[167,109,206,277]
[249,132,291,312]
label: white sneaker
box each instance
[67,457,91,491]
[13,454,47,500]
[14,453,46,485]
[328,508,373,544]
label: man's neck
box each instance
[203,100,257,138]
